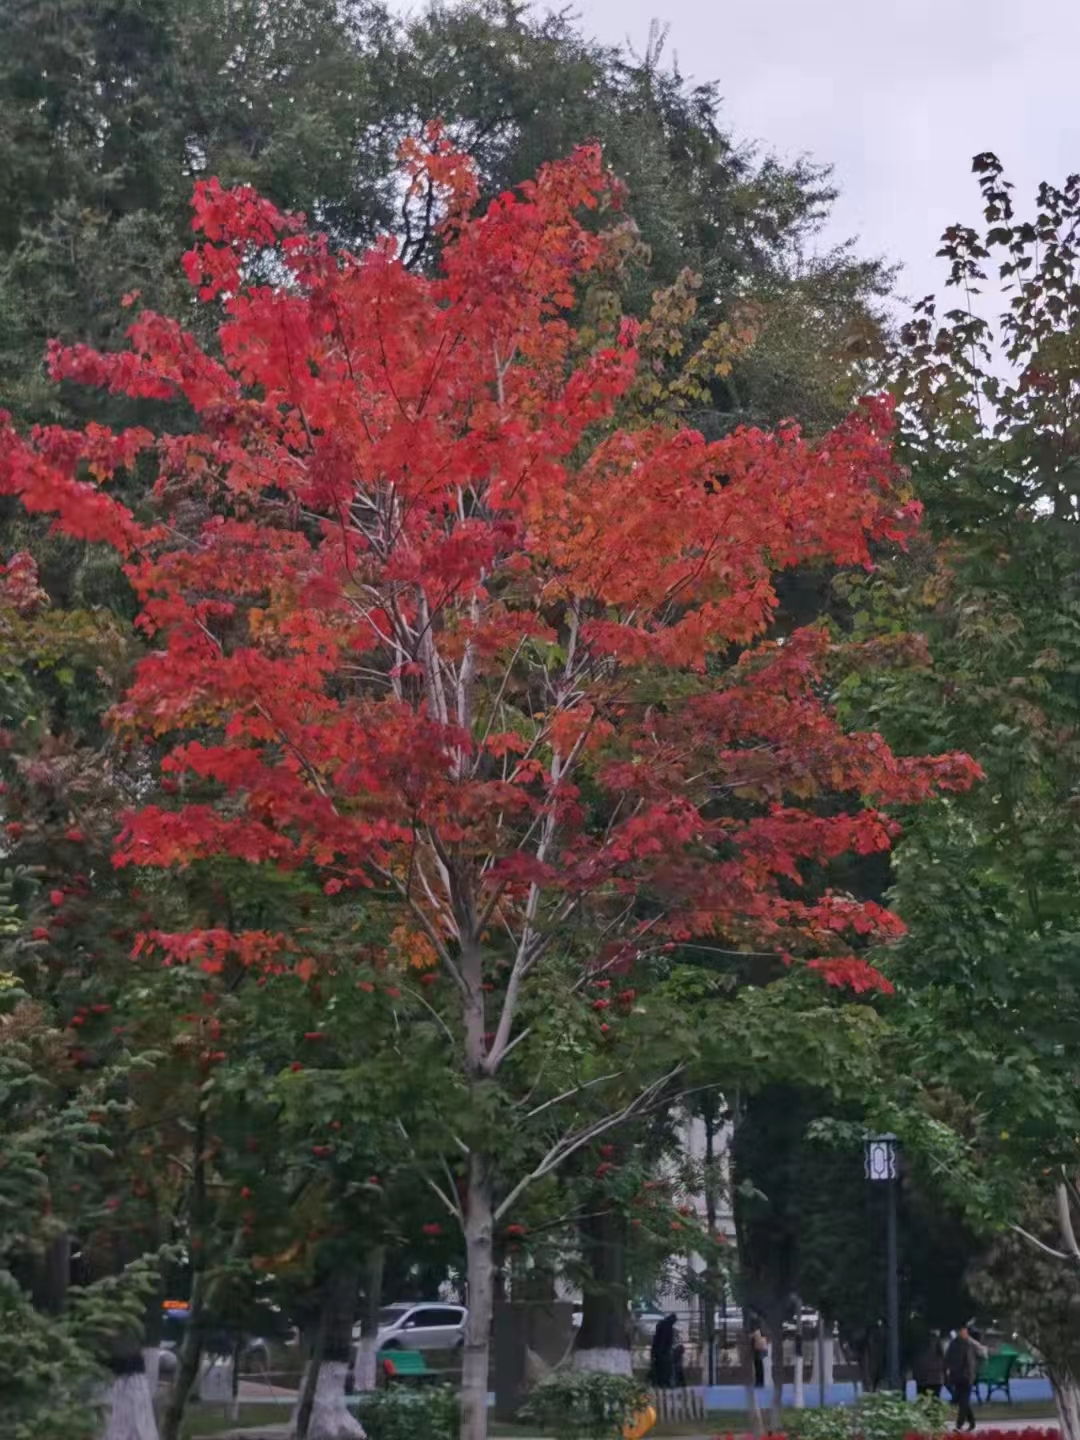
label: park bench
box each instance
[976,1349,1017,1403]
[378,1349,433,1384]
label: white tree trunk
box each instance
[352,1247,385,1394]
[305,1362,366,1440]
[141,1348,160,1397]
[793,1340,805,1409]
[811,1335,834,1388]
[461,1154,495,1440]
[353,1337,378,1394]
[572,1347,633,1375]
[103,1370,160,1440]
[1053,1371,1080,1440]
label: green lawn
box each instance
[178,1403,288,1438]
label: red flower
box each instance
[504,1224,527,1237]
[303,1031,325,1041]
[599,1023,610,1034]
[384,986,401,998]
[289,1061,303,1071]
[420,972,438,987]
[49,889,64,906]
[65,827,84,843]
[422,1223,443,1236]
[591,998,610,1011]
[30,927,48,941]
[240,1186,252,1199]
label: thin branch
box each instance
[493,1065,683,1221]
[522,1071,625,1121]
[1010,1222,1070,1261]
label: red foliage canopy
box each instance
[0,133,979,1070]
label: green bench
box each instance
[976,1349,1017,1403]
[378,1348,433,1384]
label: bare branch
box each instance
[522,1071,625,1121]
[1010,1222,1071,1261]
[493,1065,683,1221]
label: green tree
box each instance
[835,152,1080,1436]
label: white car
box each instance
[357,1302,467,1351]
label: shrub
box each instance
[353,1384,458,1440]
[789,1392,950,1440]
[522,1370,650,1440]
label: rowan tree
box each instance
[0,134,979,1440]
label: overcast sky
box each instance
[579,0,1080,315]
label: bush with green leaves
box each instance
[0,1272,102,1440]
[522,1370,650,1440]
[353,1385,458,1440]
[791,1391,950,1440]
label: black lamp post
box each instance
[865,1134,900,1392]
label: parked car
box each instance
[353,1302,467,1352]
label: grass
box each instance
[178,1404,287,1438]
[173,1395,1060,1439]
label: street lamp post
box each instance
[865,1134,900,1393]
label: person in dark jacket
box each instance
[650,1314,678,1389]
[945,1325,985,1430]
[913,1332,946,1398]
[749,1322,768,1389]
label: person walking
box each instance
[913,1331,945,1399]
[945,1324,985,1431]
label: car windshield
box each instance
[379,1307,411,1325]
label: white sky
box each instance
[579,0,1080,313]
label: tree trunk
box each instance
[160,1271,205,1440]
[1052,1369,1080,1440]
[572,1205,632,1375]
[354,1247,385,1394]
[303,1262,365,1440]
[461,1151,495,1440]
[162,1102,209,1440]
[702,1104,721,1386]
[741,1324,763,1438]
[102,1352,160,1440]
[768,1309,785,1432]
[229,1335,243,1422]
[142,1347,160,1399]
[793,1331,804,1409]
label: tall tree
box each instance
[0,139,977,1440]
[838,152,1080,1436]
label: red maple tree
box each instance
[0,134,978,1440]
